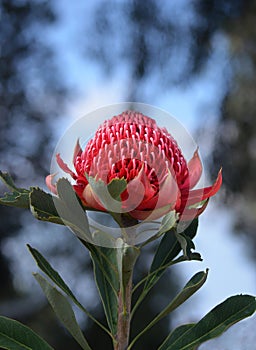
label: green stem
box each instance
[114,276,133,350]
[114,243,140,350]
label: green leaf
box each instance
[151,219,199,273]
[0,171,27,193]
[0,171,30,209]
[146,219,199,290]
[175,231,199,260]
[158,211,178,236]
[0,190,30,209]
[129,270,208,349]
[107,178,127,201]
[0,315,54,350]
[159,294,256,350]
[92,229,117,247]
[28,245,78,302]
[152,270,208,324]
[29,179,92,242]
[27,245,113,338]
[34,273,92,350]
[158,324,195,350]
[90,246,119,335]
[87,175,126,212]
[55,178,92,241]
[29,188,64,225]
[131,220,200,319]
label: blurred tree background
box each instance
[0,0,255,349]
[0,1,81,348]
[210,0,256,257]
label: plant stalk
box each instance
[114,242,140,350]
[114,276,133,350]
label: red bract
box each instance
[47,111,222,221]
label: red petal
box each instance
[45,174,57,194]
[180,199,209,221]
[157,170,179,207]
[137,170,179,210]
[82,184,105,211]
[124,179,147,212]
[56,153,77,179]
[125,166,156,211]
[73,139,82,164]
[186,168,222,206]
[130,203,174,221]
[187,148,202,189]
[130,170,179,220]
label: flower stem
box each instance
[114,276,133,350]
[114,242,140,350]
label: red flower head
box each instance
[47,111,222,221]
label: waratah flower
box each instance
[46,111,222,221]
